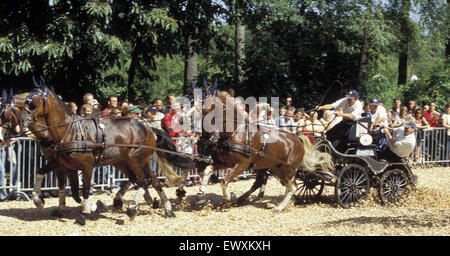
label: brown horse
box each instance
[0,90,82,216]
[21,82,190,221]
[202,92,334,211]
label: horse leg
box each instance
[195,165,214,204]
[236,170,267,205]
[112,180,132,212]
[66,170,81,204]
[49,168,67,218]
[273,168,296,212]
[32,163,54,210]
[143,161,175,217]
[254,170,269,202]
[80,169,95,214]
[221,163,250,202]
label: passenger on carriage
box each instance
[367,98,389,132]
[378,121,416,163]
[316,90,363,153]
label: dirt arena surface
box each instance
[0,167,449,236]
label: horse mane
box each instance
[48,87,74,116]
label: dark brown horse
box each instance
[0,90,82,216]
[202,92,334,211]
[21,82,192,221]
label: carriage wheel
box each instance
[378,169,410,207]
[294,171,325,203]
[335,164,370,208]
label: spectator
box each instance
[408,71,418,83]
[279,107,287,117]
[67,102,78,115]
[303,111,323,137]
[108,108,122,117]
[128,106,142,120]
[408,100,416,116]
[441,103,450,164]
[292,109,306,135]
[161,93,176,114]
[392,106,410,128]
[102,95,118,117]
[279,109,295,133]
[387,98,402,125]
[153,99,164,113]
[424,101,440,127]
[120,102,130,117]
[144,106,164,129]
[412,108,431,163]
[285,97,296,112]
[92,99,101,115]
[80,104,93,117]
[83,93,94,106]
[163,102,184,138]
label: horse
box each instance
[202,91,334,211]
[0,90,81,216]
[21,81,195,221]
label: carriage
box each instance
[294,116,417,208]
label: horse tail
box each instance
[149,127,197,186]
[152,152,185,186]
[297,135,334,173]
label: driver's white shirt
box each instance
[331,98,363,121]
[389,128,416,158]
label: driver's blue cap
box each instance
[346,90,359,99]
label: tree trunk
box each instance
[127,47,139,101]
[235,0,245,86]
[358,0,372,94]
[184,35,198,96]
[397,0,410,85]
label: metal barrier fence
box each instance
[0,128,448,201]
[0,137,251,201]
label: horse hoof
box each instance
[73,196,82,204]
[51,209,63,218]
[176,188,186,199]
[126,208,137,221]
[165,210,176,218]
[75,214,86,226]
[113,198,123,212]
[273,206,284,212]
[152,199,159,209]
[96,200,107,213]
[33,199,44,210]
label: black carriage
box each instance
[294,116,417,208]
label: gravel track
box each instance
[0,167,449,236]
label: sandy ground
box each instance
[0,167,449,236]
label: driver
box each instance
[316,90,363,152]
[378,121,416,162]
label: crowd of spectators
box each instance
[63,92,449,167]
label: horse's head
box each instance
[0,89,21,143]
[22,76,51,129]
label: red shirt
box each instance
[163,112,184,138]
[424,111,440,127]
